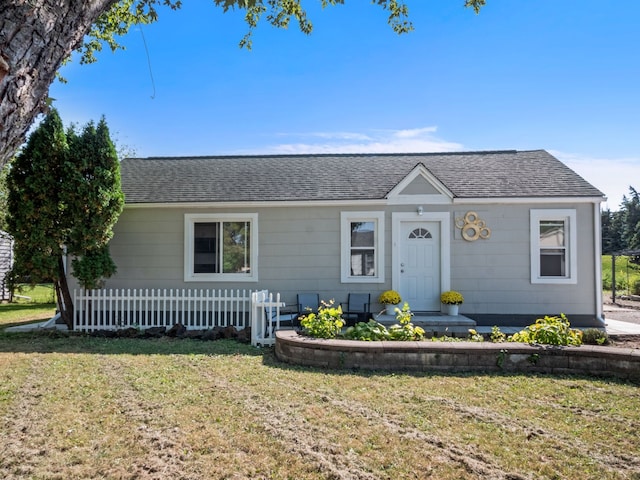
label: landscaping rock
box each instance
[118,327,142,338]
[79,322,252,343]
[237,327,251,343]
[183,329,205,340]
[201,328,220,341]
[167,323,187,337]
[144,326,167,338]
[221,325,238,339]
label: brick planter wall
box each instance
[275,331,640,381]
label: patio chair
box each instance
[296,293,320,319]
[341,293,371,327]
[266,293,320,333]
[263,305,299,336]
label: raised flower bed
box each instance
[274,330,640,381]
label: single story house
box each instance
[0,230,13,302]
[68,150,606,328]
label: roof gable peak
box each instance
[386,163,453,205]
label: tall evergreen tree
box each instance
[6,109,70,304]
[621,187,640,252]
[66,118,124,289]
[6,109,124,327]
[601,208,623,254]
[621,187,640,264]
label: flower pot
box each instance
[445,304,459,316]
[385,304,399,316]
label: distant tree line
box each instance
[602,186,640,260]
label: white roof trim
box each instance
[124,195,604,209]
[386,164,454,201]
[124,199,389,209]
[452,196,605,205]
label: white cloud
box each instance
[393,126,439,138]
[551,150,640,210]
[242,126,463,155]
[288,131,374,141]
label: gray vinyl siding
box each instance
[450,204,596,316]
[82,201,598,320]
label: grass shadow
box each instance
[0,331,263,357]
[0,302,56,313]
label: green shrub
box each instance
[387,303,425,341]
[344,303,425,341]
[428,335,465,342]
[343,320,390,341]
[490,325,506,343]
[632,278,640,296]
[300,300,344,339]
[581,328,609,345]
[467,329,484,342]
[508,314,582,346]
[601,272,628,291]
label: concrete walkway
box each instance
[602,318,640,335]
[603,303,640,334]
[4,314,65,332]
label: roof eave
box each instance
[452,196,605,205]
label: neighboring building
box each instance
[68,150,606,327]
[0,231,13,302]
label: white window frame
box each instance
[340,211,385,283]
[184,213,258,282]
[530,209,577,284]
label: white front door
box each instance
[399,221,441,311]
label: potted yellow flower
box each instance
[440,290,464,316]
[379,290,402,315]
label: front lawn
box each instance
[0,284,56,329]
[0,333,638,479]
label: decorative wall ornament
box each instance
[455,211,491,241]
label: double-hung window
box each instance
[530,209,577,284]
[340,212,384,283]
[185,213,257,282]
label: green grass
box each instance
[0,284,56,328]
[0,333,638,480]
[602,255,640,294]
[10,283,56,304]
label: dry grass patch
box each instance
[0,333,638,479]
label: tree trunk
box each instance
[0,0,118,167]
[57,255,74,329]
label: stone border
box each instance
[275,330,640,381]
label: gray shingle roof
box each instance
[120,150,604,204]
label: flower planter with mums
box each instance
[378,290,402,315]
[440,290,464,316]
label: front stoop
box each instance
[375,313,476,336]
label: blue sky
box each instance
[50,0,640,210]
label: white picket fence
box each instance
[73,288,290,347]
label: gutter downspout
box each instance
[594,201,605,326]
